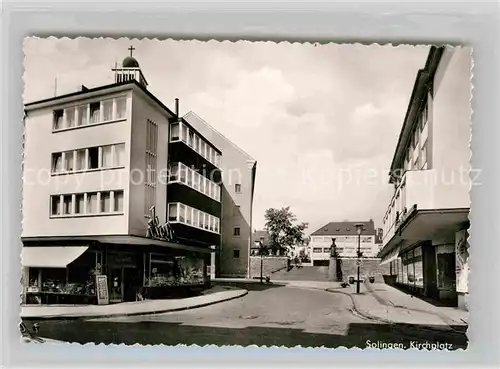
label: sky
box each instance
[23,38,430,234]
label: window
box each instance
[75,194,84,214]
[115,97,127,119]
[201,141,206,158]
[101,145,113,168]
[188,131,194,148]
[193,172,199,190]
[181,124,188,143]
[170,123,180,141]
[168,203,178,221]
[102,100,113,121]
[51,196,61,216]
[204,214,209,230]
[87,192,97,214]
[215,219,220,234]
[209,217,215,232]
[62,151,74,172]
[100,191,111,213]
[53,110,64,130]
[313,248,322,253]
[235,184,241,193]
[215,153,221,167]
[65,107,76,128]
[169,163,179,182]
[89,102,100,124]
[52,153,62,173]
[63,195,72,215]
[198,211,204,228]
[204,178,209,196]
[187,167,193,187]
[233,250,240,258]
[180,165,187,184]
[76,150,86,171]
[233,227,241,236]
[421,140,428,169]
[179,204,186,223]
[77,105,88,126]
[186,207,192,225]
[115,143,125,167]
[193,209,200,227]
[207,147,213,163]
[194,135,199,152]
[88,147,99,169]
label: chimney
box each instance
[175,98,179,118]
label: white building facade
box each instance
[378,46,471,310]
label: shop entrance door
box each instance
[108,267,123,303]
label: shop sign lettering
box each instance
[146,206,176,242]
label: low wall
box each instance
[249,256,288,279]
[338,258,389,283]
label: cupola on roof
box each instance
[122,46,139,68]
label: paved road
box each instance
[25,285,468,349]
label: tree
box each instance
[264,207,308,255]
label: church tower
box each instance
[112,46,149,88]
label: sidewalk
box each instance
[21,287,247,320]
[327,282,468,332]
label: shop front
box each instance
[22,239,211,305]
[22,245,103,305]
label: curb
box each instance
[324,288,460,334]
[21,290,248,321]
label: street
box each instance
[26,284,468,349]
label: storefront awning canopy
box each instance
[379,245,401,266]
[21,246,89,268]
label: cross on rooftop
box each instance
[128,45,135,57]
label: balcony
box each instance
[381,169,470,253]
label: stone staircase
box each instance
[270,265,330,281]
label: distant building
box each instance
[378,46,471,310]
[182,112,257,278]
[251,230,270,255]
[309,220,379,266]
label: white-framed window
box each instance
[181,124,188,143]
[188,130,194,148]
[51,195,61,216]
[53,96,127,132]
[52,153,63,173]
[114,190,124,212]
[50,190,124,218]
[193,135,200,153]
[101,145,113,168]
[168,203,178,221]
[65,107,76,128]
[235,184,242,193]
[77,105,88,126]
[170,123,180,141]
[169,163,179,182]
[115,97,127,120]
[201,141,206,159]
[53,110,64,130]
[102,100,113,122]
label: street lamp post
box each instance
[355,223,364,294]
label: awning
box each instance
[379,245,401,266]
[21,246,89,268]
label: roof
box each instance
[183,111,256,163]
[388,46,445,181]
[311,220,376,236]
[123,56,140,68]
[252,230,270,246]
[24,79,177,120]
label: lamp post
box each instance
[355,223,364,294]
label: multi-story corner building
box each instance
[378,46,471,310]
[309,220,379,266]
[182,112,257,278]
[21,49,228,303]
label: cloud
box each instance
[23,39,430,231]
